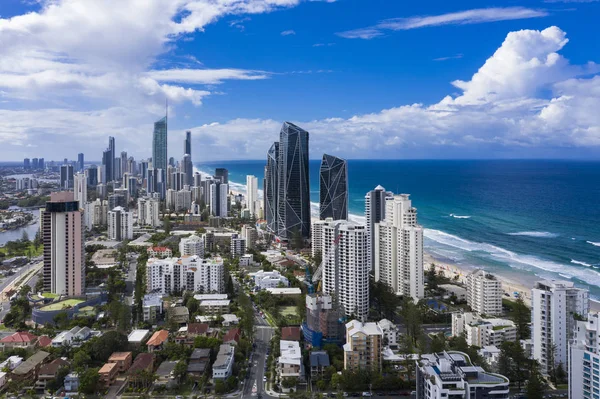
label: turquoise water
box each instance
[197,160,600,298]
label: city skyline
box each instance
[0,1,599,161]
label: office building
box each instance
[146,256,225,295]
[41,192,85,296]
[60,164,74,190]
[569,312,600,399]
[246,175,258,217]
[343,320,383,372]
[319,154,348,221]
[184,130,192,156]
[77,153,84,172]
[23,158,30,170]
[466,270,503,316]
[152,116,168,172]
[265,142,279,235]
[215,168,228,184]
[321,220,369,321]
[416,351,510,399]
[179,235,204,257]
[137,198,161,227]
[277,122,310,240]
[374,194,424,301]
[87,165,98,187]
[532,280,588,374]
[72,174,86,210]
[108,206,133,241]
[210,182,228,217]
[365,185,393,271]
[182,154,193,187]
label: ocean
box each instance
[197,160,600,299]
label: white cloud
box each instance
[337,7,548,39]
[281,29,296,36]
[147,68,270,84]
[433,54,463,61]
[186,27,600,160]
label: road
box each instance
[243,310,274,399]
[124,253,138,306]
[0,259,43,321]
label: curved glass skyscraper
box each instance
[152,116,168,171]
[319,154,348,221]
[265,142,279,234]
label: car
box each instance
[263,376,267,382]
[176,396,183,399]
[362,393,373,397]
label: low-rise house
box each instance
[12,351,50,381]
[309,351,330,379]
[0,331,38,351]
[0,372,6,391]
[175,323,210,346]
[0,355,23,370]
[51,326,92,347]
[146,330,169,352]
[188,348,210,380]
[147,246,172,258]
[193,293,228,301]
[64,372,79,392]
[377,319,398,347]
[108,352,133,373]
[199,299,230,314]
[99,362,118,387]
[154,360,178,389]
[278,340,304,381]
[35,358,70,391]
[281,327,301,341]
[266,287,302,296]
[223,328,241,346]
[254,270,289,289]
[128,353,155,387]
[37,335,52,348]
[213,344,235,380]
[142,293,163,323]
[128,329,150,347]
[169,306,189,324]
[222,314,240,327]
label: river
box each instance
[0,209,40,246]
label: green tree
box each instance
[163,216,171,234]
[173,360,188,383]
[511,296,531,340]
[526,362,546,399]
[430,332,447,353]
[21,230,30,243]
[73,350,92,372]
[186,297,199,314]
[79,367,100,394]
[46,366,70,393]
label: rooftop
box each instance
[39,298,84,311]
[99,362,117,374]
[193,293,228,301]
[200,300,230,306]
[309,351,330,368]
[129,353,154,374]
[156,360,178,378]
[109,352,132,362]
[128,329,150,343]
[266,287,302,295]
[13,351,50,375]
[147,330,169,346]
[0,331,38,343]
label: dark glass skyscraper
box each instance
[87,165,98,187]
[265,142,279,235]
[102,136,115,182]
[152,116,168,171]
[60,164,74,189]
[215,168,229,184]
[277,122,310,239]
[319,154,348,221]
[185,130,192,156]
[77,153,84,172]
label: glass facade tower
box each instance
[265,142,279,235]
[319,154,348,221]
[152,116,168,172]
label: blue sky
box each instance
[0,0,599,161]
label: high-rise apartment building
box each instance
[137,198,161,227]
[23,158,31,170]
[41,192,85,296]
[241,225,258,250]
[343,320,383,372]
[120,151,128,180]
[60,164,74,190]
[230,234,246,258]
[365,185,393,272]
[102,136,115,182]
[321,220,369,321]
[77,153,84,173]
[84,199,108,229]
[311,219,327,259]
[146,256,224,295]
[246,175,258,217]
[319,154,348,221]
[107,206,133,241]
[152,116,168,172]
[179,235,204,257]
[184,130,192,156]
[38,158,45,170]
[87,165,98,187]
[532,280,588,374]
[277,122,310,240]
[265,142,279,235]
[466,270,503,316]
[304,294,343,347]
[32,158,39,170]
[374,194,424,301]
[73,173,87,210]
[182,154,193,187]
[209,182,228,217]
[569,312,600,399]
[215,168,229,184]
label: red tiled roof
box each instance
[39,358,69,376]
[281,327,301,341]
[187,323,209,335]
[129,353,154,374]
[223,328,241,343]
[0,331,38,343]
[147,330,169,347]
[148,247,170,252]
[37,335,52,347]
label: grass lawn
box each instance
[42,292,59,299]
[0,242,42,258]
[41,298,84,311]
[280,306,296,317]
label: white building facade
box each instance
[374,194,424,301]
[146,256,225,295]
[569,312,600,399]
[246,175,258,217]
[179,235,205,257]
[107,206,133,241]
[137,197,161,227]
[466,270,503,316]
[364,185,393,272]
[254,270,289,289]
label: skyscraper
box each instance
[321,219,369,321]
[277,122,310,240]
[319,154,348,221]
[108,206,133,241]
[73,173,87,210]
[532,280,589,374]
[77,153,84,172]
[38,158,45,170]
[365,185,393,271]
[152,116,168,172]
[60,164,74,190]
[120,151,128,179]
[265,142,279,235]
[570,311,600,399]
[32,158,39,170]
[103,136,115,183]
[215,168,229,184]
[87,165,98,187]
[374,194,424,301]
[182,154,193,187]
[41,192,85,296]
[185,130,192,156]
[246,175,258,217]
[209,182,229,217]
[23,158,30,170]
